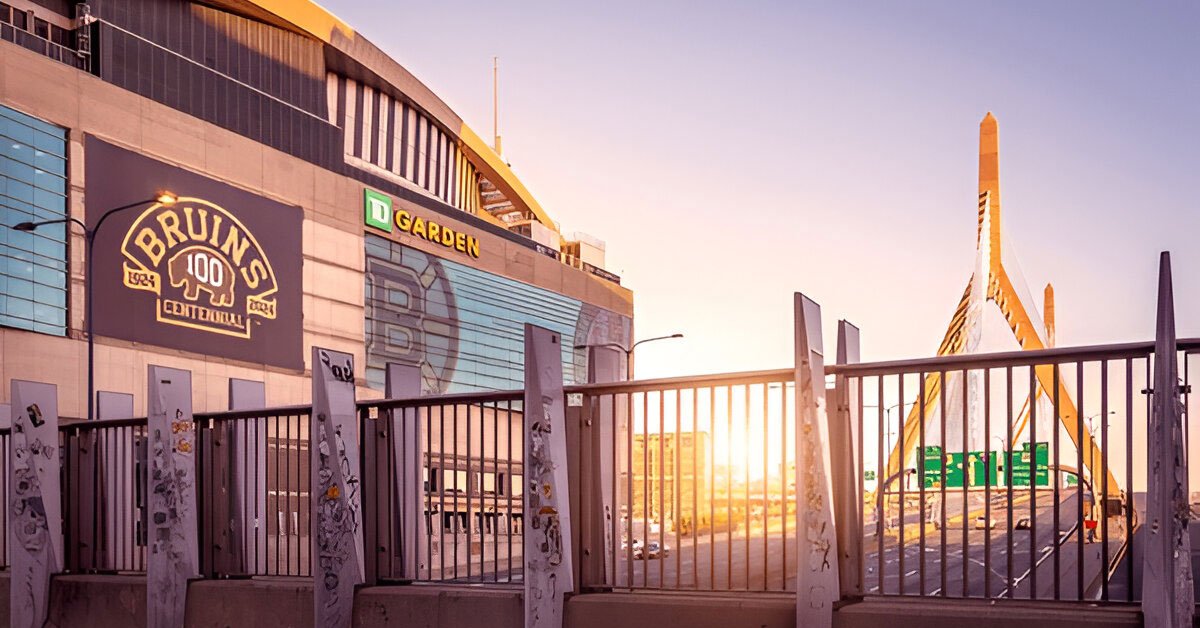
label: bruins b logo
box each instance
[120,197,278,338]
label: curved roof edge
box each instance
[214,0,558,232]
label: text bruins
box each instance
[395,210,481,258]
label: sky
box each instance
[323,1,1199,380]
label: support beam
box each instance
[9,380,63,628]
[794,294,839,628]
[833,320,862,598]
[146,366,198,628]
[524,324,573,628]
[311,348,364,628]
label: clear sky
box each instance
[323,1,1198,379]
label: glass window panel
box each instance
[0,106,68,336]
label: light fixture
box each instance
[156,191,178,206]
[13,222,37,232]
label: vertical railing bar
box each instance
[439,404,447,581]
[453,403,461,581]
[674,389,682,589]
[786,380,795,591]
[1076,361,1085,601]
[1101,360,1110,601]
[856,376,864,595]
[610,393,620,589]
[1029,365,1038,599]
[1052,364,1060,600]
[742,383,750,591]
[984,367,992,599]
[627,392,635,589]
[466,401,473,583]
[493,400,500,582]
[643,391,651,589]
[709,386,716,591]
[939,370,947,597]
[898,373,906,596]
[918,371,927,595]
[1006,366,1014,599]
[877,376,885,594]
[272,416,279,575]
[692,387,699,590]
[761,383,768,591]
[662,389,672,590]
[507,399,514,584]
[960,368,968,598]
[726,387,732,590]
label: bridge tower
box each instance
[884,113,1120,502]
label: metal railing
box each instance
[569,369,797,592]
[194,405,312,578]
[62,418,148,573]
[825,342,1162,602]
[358,391,525,584]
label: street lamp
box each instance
[12,191,178,421]
[573,333,683,380]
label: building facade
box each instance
[0,0,634,419]
[630,432,711,534]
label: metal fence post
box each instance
[1142,252,1194,628]
[146,366,199,628]
[97,391,134,572]
[311,347,364,628]
[229,379,266,576]
[833,320,863,599]
[524,324,573,628]
[580,347,621,590]
[794,294,839,628]
[9,380,63,628]
[68,423,99,573]
[387,364,423,582]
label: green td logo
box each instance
[363,188,393,232]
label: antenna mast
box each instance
[492,56,502,156]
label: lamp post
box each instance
[573,333,683,380]
[12,192,178,421]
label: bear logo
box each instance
[167,246,236,307]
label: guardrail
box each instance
[568,370,797,592]
[827,342,1155,602]
[358,391,525,584]
[62,417,148,573]
[194,404,313,578]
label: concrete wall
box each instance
[15,572,1150,628]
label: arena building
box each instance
[0,0,634,418]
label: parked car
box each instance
[643,541,670,560]
[623,539,644,558]
[974,516,996,530]
[1015,517,1032,530]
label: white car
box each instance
[974,516,996,530]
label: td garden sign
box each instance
[88,139,303,369]
[364,188,481,258]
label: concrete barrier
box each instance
[25,574,1149,628]
[46,574,145,628]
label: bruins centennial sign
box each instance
[121,198,278,338]
[87,138,303,369]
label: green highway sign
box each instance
[918,443,1048,488]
